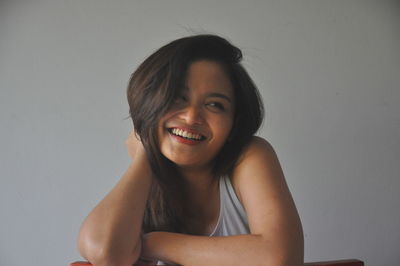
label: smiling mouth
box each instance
[167,128,206,141]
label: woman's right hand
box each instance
[125,130,145,160]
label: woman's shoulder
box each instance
[237,136,276,164]
[229,136,278,204]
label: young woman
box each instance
[77,35,304,266]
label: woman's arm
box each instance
[141,136,304,266]
[77,132,153,266]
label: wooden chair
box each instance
[71,258,364,265]
[304,259,364,266]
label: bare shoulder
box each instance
[235,135,279,175]
[230,136,280,204]
[241,136,275,158]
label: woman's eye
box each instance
[207,102,225,111]
[173,95,187,105]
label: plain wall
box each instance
[1,1,399,265]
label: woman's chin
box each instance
[163,154,210,171]
[170,158,202,169]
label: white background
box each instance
[1,1,399,265]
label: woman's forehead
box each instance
[184,60,234,97]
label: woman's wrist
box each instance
[141,232,179,265]
[140,232,159,261]
[129,148,151,169]
[123,150,153,188]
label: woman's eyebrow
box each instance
[207,92,232,103]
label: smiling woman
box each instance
[77,35,304,266]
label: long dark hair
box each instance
[127,34,264,234]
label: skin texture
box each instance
[77,60,304,266]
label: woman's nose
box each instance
[180,105,204,125]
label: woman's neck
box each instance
[179,166,216,192]
[179,165,220,235]
[179,166,219,212]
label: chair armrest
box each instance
[305,259,364,266]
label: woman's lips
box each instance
[168,127,205,140]
[167,127,207,145]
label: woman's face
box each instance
[157,60,235,171]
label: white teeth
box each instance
[170,128,203,140]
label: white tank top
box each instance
[209,175,250,236]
